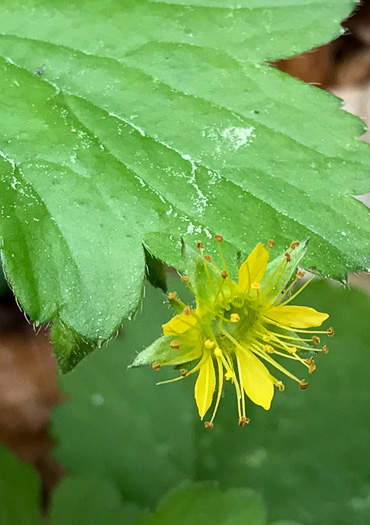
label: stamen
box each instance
[170,340,181,350]
[168,291,177,300]
[204,339,215,349]
[277,381,285,391]
[312,336,320,345]
[236,355,247,421]
[238,416,250,426]
[214,234,224,243]
[204,421,214,430]
[278,276,314,306]
[251,282,260,290]
[308,363,317,374]
[204,255,212,262]
[216,236,229,275]
[181,275,190,283]
[209,357,225,425]
[299,379,309,390]
[230,313,240,323]
[285,252,292,262]
[180,369,188,377]
[267,239,275,248]
[221,270,228,280]
[322,345,329,353]
[290,240,300,250]
[152,362,161,371]
[196,241,204,250]
[297,270,305,278]
[183,306,192,315]
[327,327,335,337]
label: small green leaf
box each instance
[136,483,267,525]
[0,445,40,525]
[48,476,143,525]
[144,248,167,293]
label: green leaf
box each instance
[0,0,369,366]
[136,483,267,525]
[144,248,167,294]
[48,476,144,525]
[0,444,40,525]
[52,276,370,524]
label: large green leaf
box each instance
[0,445,40,525]
[52,277,370,524]
[0,0,369,367]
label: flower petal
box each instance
[265,305,329,328]
[237,348,274,410]
[162,313,197,335]
[194,356,216,419]
[238,243,269,293]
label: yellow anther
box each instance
[308,363,317,374]
[230,313,240,323]
[277,381,285,391]
[152,361,161,371]
[168,291,177,300]
[181,275,190,283]
[225,371,233,380]
[204,421,214,430]
[263,344,275,353]
[180,369,188,377]
[170,340,180,350]
[214,347,222,357]
[267,239,275,248]
[299,379,309,390]
[183,306,192,315]
[204,339,215,350]
[290,240,300,250]
[238,416,250,427]
[322,345,329,353]
[251,282,260,290]
[312,336,321,345]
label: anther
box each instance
[308,363,317,374]
[312,336,321,345]
[285,252,292,262]
[204,421,214,430]
[299,379,309,390]
[263,344,274,353]
[181,275,190,283]
[238,416,250,427]
[168,291,177,301]
[230,313,240,323]
[214,234,224,242]
[322,345,329,353]
[152,361,161,371]
[327,327,335,337]
[221,270,228,280]
[290,240,300,250]
[277,381,285,391]
[204,254,212,262]
[183,306,192,315]
[214,347,222,357]
[219,333,225,339]
[170,340,180,350]
[196,241,204,249]
[305,357,314,365]
[296,270,305,278]
[204,339,215,350]
[225,371,233,380]
[267,239,275,248]
[251,282,260,290]
[180,369,188,377]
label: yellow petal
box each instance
[194,356,216,419]
[265,305,329,328]
[237,348,274,410]
[162,313,197,335]
[238,243,269,293]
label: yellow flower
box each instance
[131,237,333,429]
